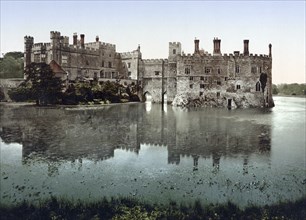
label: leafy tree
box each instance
[24,62,63,105]
[272,84,279,95]
[0,52,24,78]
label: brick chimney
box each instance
[243,40,249,56]
[73,33,77,45]
[269,44,272,57]
[194,38,200,54]
[80,34,85,48]
[213,38,221,55]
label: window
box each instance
[217,68,221,74]
[251,66,257,74]
[189,76,193,80]
[185,67,190,74]
[205,67,211,74]
[173,49,176,54]
[200,76,204,80]
[86,60,89,65]
[217,92,220,97]
[236,85,241,90]
[189,84,193,89]
[200,84,204,89]
[128,62,131,68]
[217,81,221,85]
[199,92,203,96]
[256,82,261,91]
[128,71,131,79]
[155,71,160,76]
[235,65,240,73]
[224,77,228,81]
[100,70,104,78]
[108,62,112,68]
[109,54,111,57]
[259,67,262,73]
[101,61,104,67]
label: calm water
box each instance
[0,96,305,208]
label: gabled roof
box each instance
[49,60,66,74]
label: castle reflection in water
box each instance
[0,103,271,173]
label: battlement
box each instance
[50,31,61,39]
[120,51,139,58]
[101,42,116,50]
[169,42,181,46]
[143,59,167,64]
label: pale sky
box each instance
[0,0,305,84]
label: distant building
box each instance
[24,31,274,108]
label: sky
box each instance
[0,0,305,84]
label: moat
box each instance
[0,96,305,208]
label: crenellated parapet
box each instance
[143,59,168,64]
[50,31,61,39]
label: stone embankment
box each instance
[172,92,264,108]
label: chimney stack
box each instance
[213,38,221,55]
[243,40,249,56]
[269,44,272,57]
[73,33,77,45]
[80,34,85,48]
[194,38,200,54]
[96,35,99,42]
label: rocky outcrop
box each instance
[172,92,264,108]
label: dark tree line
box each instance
[272,83,306,95]
[0,52,24,78]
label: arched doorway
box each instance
[256,82,261,92]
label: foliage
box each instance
[24,62,63,105]
[272,84,279,95]
[0,196,305,220]
[8,82,33,102]
[0,51,24,78]
[274,83,306,96]
[0,88,5,101]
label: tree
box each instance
[0,52,24,78]
[272,84,279,95]
[24,62,63,105]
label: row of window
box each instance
[185,66,263,75]
[101,61,112,68]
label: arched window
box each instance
[256,82,261,91]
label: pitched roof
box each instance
[49,60,66,74]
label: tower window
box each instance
[189,76,193,80]
[200,76,204,80]
[217,81,221,85]
[225,77,228,81]
[251,66,257,74]
[236,85,241,90]
[189,84,193,89]
[217,68,221,74]
[185,67,191,74]
[256,82,261,91]
[101,61,104,67]
[205,67,211,74]
[217,92,220,97]
[173,49,176,55]
[200,84,204,89]
[235,66,240,73]
[108,62,112,68]
[155,71,160,76]
[128,62,131,68]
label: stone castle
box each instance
[24,31,274,108]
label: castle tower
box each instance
[24,36,34,68]
[50,31,61,63]
[243,40,249,56]
[194,38,200,54]
[168,42,181,61]
[213,38,221,55]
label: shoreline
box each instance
[1,196,305,219]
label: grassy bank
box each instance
[1,197,305,220]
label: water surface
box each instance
[0,96,305,207]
